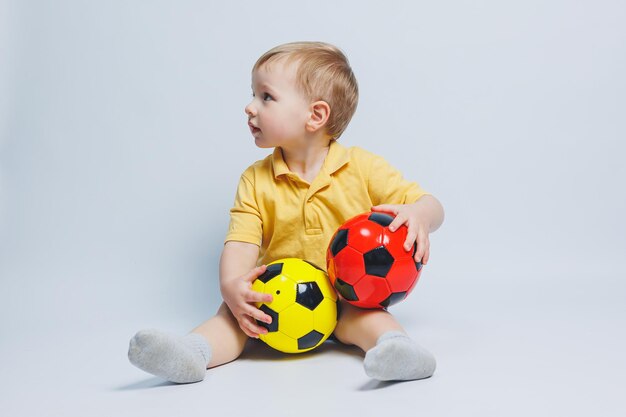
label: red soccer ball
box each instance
[326,212,424,309]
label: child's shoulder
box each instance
[239,153,272,178]
[346,145,377,158]
[345,145,388,167]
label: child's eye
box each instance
[263,93,273,101]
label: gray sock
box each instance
[128,329,211,383]
[363,331,436,381]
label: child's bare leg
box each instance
[333,301,436,381]
[333,301,405,351]
[190,302,247,368]
[128,302,246,383]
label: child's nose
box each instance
[245,102,256,117]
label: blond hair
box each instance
[253,41,359,140]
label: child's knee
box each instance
[331,321,351,346]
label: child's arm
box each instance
[219,241,274,338]
[372,195,445,265]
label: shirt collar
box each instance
[272,140,350,180]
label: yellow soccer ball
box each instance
[252,258,338,353]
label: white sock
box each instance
[363,331,436,381]
[128,329,211,383]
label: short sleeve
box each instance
[367,153,431,206]
[224,173,263,246]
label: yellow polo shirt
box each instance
[225,140,430,270]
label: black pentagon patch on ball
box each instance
[257,263,283,283]
[364,246,394,277]
[296,282,324,310]
[256,304,279,332]
[368,212,393,227]
[380,291,407,308]
[334,278,359,301]
[303,260,325,272]
[330,229,348,257]
[297,330,324,350]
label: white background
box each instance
[1,1,625,416]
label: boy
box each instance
[128,41,444,383]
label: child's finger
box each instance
[246,305,272,325]
[414,246,424,263]
[371,204,399,215]
[248,291,272,304]
[246,289,273,304]
[237,317,256,338]
[404,225,418,252]
[242,316,267,338]
[243,265,267,282]
[422,248,430,265]
[414,233,430,263]
[388,214,407,232]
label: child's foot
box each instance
[128,329,211,383]
[363,331,436,381]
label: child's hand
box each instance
[371,203,431,265]
[221,265,274,338]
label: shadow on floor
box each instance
[114,340,364,391]
[114,377,181,391]
[239,338,363,362]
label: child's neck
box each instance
[281,141,331,184]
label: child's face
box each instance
[245,60,311,149]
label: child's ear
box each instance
[306,101,331,133]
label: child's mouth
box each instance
[248,122,261,134]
